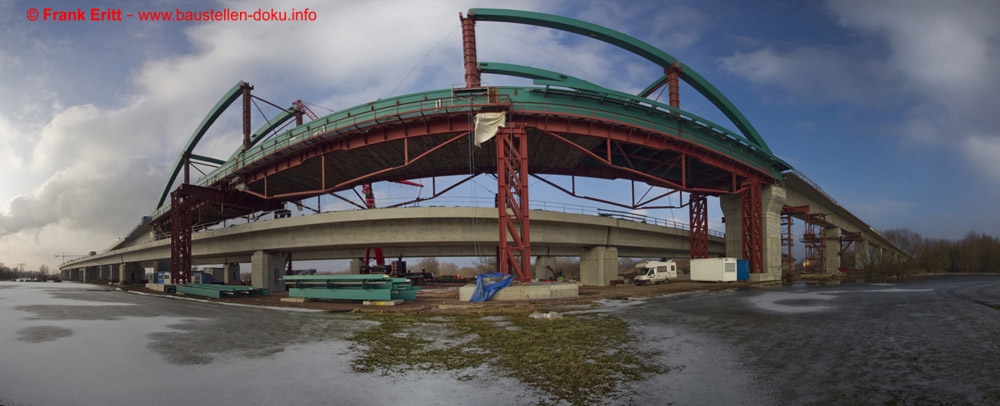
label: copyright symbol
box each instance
[26,7,39,21]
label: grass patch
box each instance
[349,312,666,405]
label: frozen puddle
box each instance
[750,286,935,313]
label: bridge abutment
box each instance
[721,184,785,282]
[251,251,286,293]
[579,246,618,286]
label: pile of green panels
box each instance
[284,274,419,301]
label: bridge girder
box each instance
[145,8,797,280]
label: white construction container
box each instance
[690,257,738,282]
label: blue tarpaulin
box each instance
[469,273,513,302]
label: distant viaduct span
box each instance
[61,8,904,288]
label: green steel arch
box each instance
[153,8,791,216]
[155,81,297,210]
[469,8,774,156]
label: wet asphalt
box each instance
[622,275,1000,405]
[2,275,999,405]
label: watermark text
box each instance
[25,7,318,22]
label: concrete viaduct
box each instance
[60,8,905,289]
[59,207,726,289]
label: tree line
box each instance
[0,263,53,281]
[882,228,1000,274]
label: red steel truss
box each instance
[741,180,763,274]
[496,123,532,282]
[802,212,827,273]
[781,205,810,282]
[689,193,709,258]
[170,190,193,285]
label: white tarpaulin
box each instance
[473,112,506,147]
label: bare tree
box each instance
[416,257,440,274]
[439,262,458,275]
[882,228,923,258]
[473,256,496,274]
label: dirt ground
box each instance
[130,280,762,314]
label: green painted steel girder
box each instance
[468,8,775,156]
[156,81,247,210]
[479,61,610,94]
[189,154,226,166]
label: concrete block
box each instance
[457,282,579,301]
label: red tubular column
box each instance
[666,63,682,109]
[460,13,481,88]
[241,82,253,151]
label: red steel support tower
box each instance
[497,123,532,282]
[169,189,192,285]
[802,212,826,273]
[689,193,710,258]
[741,180,764,274]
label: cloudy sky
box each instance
[1,0,998,272]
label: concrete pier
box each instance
[251,251,286,293]
[579,246,618,286]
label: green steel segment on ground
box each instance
[156,81,247,210]
[467,8,775,156]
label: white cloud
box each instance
[828,0,1000,125]
[719,47,898,105]
[2,0,728,271]
[0,0,596,269]
[962,134,1000,181]
[719,0,1000,187]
